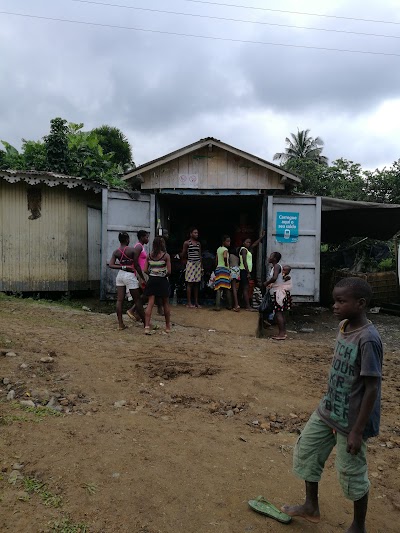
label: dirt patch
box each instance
[142,359,221,380]
[0,296,399,532]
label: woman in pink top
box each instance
[126,230,149,318]
[134,230,149,289]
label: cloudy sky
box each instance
[1,0,399,169]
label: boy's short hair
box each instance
[335,277,373,304]
[137,230,148,240]
[273,251,282,262]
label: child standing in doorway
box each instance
[239,230,265,310]
[281,277,383,532]
[181,227,202,308]
[229,246,241,312]
[214,235,232,311]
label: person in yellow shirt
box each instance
[214,235,232,311]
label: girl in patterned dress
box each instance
[181,227,202,308]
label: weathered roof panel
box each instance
[123,137,302,184]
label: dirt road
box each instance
[0,297,399,532]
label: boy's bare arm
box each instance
[180,241,188,261]
[241,249,250,277]
[109,252,121,270]
[165,253,172,276]
[264,264,280,286]
[133,246,145,280]
[347,376,379,455]
[250,230,265,249]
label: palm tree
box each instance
[273,129,328,165]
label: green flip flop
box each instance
[248,496,292,524]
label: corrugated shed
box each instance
[0,180,68,291]
[0,179,102,292]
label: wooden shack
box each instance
[102,138,400,302]
[117,137,324,302]
[123,137,302,253]
[0,170,103,293]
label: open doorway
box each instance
[159,194,263,253]
[158,194,264,302]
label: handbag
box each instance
[207,271,216,289]
[259,290,273,313]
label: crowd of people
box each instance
[108,229,384,533]
[109,226,294,339]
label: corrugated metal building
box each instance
[0,170,103,292]
[106,137,400,302]
[119,137,320,301]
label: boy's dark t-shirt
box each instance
[317,320,383,439]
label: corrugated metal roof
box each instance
[321,196,400,210]
[0,169,104,192]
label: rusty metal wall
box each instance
[0,180,101,292]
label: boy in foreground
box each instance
[282,277,383,532]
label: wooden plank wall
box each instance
[141,146,284,190]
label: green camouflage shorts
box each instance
[293,411,370,501]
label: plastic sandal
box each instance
[126,310,137,321]
[248,496,292,524]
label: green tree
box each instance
[22,140,47,171]
[274,129,328,165]
[67,123,120,184]
[1,117,128,187]
[0,141,25,169]
[43,117,70,174]
[365,160,400,204]
[288,158,368,201]
[92,125,133,168]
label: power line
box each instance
[67,0,400,40]
[181,0,400,26]
[1,10,400,57]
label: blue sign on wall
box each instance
[276,211,299,243]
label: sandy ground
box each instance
[0,297,399,533]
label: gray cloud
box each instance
[0,0,399,169]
